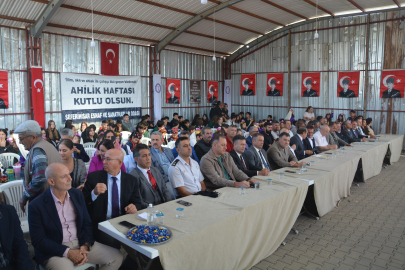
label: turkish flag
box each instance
[301,72,320,97]
[380,70,405,98]
[0,71,9,109]
[31,67,45,127]
[207,81,218,103]
[337,71,359,98]
[166,79,181,104]
[266,73,283,96]
[241,74,256,96]
[101,42,119,75]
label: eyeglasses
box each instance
[19,135,32,142]
[104,157,119,162]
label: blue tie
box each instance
[111,177,119,218]
[259,150,270,170]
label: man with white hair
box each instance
[14,120,62,212]
[313,125,338,152]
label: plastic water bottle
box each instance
[147,204,154,225]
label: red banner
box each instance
[0,71,9,109]
[166,79,181,104]
[31,67,45,127]
[301,72,320,97]
[240,74,256,96]
[207,81,218,103]
[101,42,119,75]
[337,71,359,98]
[380,70,405,98]
[266,73,283,96]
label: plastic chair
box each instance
[0,153,21,168]
[165,134,172,142]
[141,137,151,145]
[84,148,97,160]
[167,141,175,149]
[211,128,217,134]
[243,132,250,138]
[148,129,153,135]
[39,263,97,270]
[121,148,126,156]
[0,180,29,234]
[83,142,96,149]
[121,131,131,140]
[121,139,128,146]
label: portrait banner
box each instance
[166,79,181,104]
[240,74,256,96]
[190,80,201,104]
[337,71,359,98]
[266,73,283,96]
[380,70,405,98]
[207,81,218,103]
[101,42,119,75]
[301,73,320,97]
[0,71,9,109]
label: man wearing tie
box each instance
[244,133,271,175]
[303,125,317,157]
[341,120,366,144]
[129,144,173,208]
[83,149,142,270]
[290,127,312,160]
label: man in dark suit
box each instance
[339,79,356,98]
[302,80,318,97]
[0,194,33,270]
[168,85,180,104]
[244,133,272,173]
[83,149,142,248]
[303,125,317,157]
[267,80,281,96]
[245,126,259,149]
[341,120,366,144]
[229,135,263,177]
[29,163,123,270]
[290,127,312,160]
[241,79,254,96]
[60,128,90,163]
[129,144,173,209]
[382,77,402,98]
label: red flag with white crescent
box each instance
[31,67,45,127]
[380,70,404,98]
[240,74,256,96]
[166,79,181,104]
[301,72,320,97]
[337,71,359,98]
[266,73,283,96]
[101,42,119,75]
[0,71,9,109]
[207,81,218,103]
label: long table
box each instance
[99,134,403,270]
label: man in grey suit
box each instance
[267,132,305,170]
[150,131,175,183]
[244,133,271,174]
[129,144,172,209]
[326,122,351,148]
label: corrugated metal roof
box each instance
[172,32,239,54]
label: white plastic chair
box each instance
[211,128,217,134]
[121,148,126,156]
[83,142,96,148]
[39,263,97,270]
[121,139,128,146]
[148,129,153,135]
[0,153,21,168]
[244,132,250,138]
[0,180,29,234]
[84,148,97,160]
[165,134,172,142]
[18,145,28,159]
[167,141,176,149]
[121,131,131,140]
[141,137,151,145]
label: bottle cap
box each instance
[149,204,153,207]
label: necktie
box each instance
[258,150,270,170]
[147,170,157,190]
[240,155,247,170]
[111,177,119,218]
[353,130,358,138]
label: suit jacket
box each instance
[168,96,180,104]
[150,147,175,182]
[129,167,172,209]
[382,89,401,98]
[83,170,143,232]
[28,188,94,265]
[267,141,298,170]
[302,89,318,97]
[229,150,258,177]
[244,146,271,171]
[341,128,362,143]
[339,89,356,98]
[0,204,33,269]
[290,134,306,160]
[303,137,317,157]
[242,89,254,96]
[267,89,281,96]
[246,135,253,148]
[326,132,346,147]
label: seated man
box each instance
[356,117,376,139]
[244,133,272,173]
[341,120,366,144]
[229,135,270,177]
[267,132,305,170]
[29,163,123,270]
[335,122,349,143]
[260,122,274,151]
[60,128,90,163]
[271,121,280,139]
[313,125,338,152]
[168,137,206,197]
[194,127,212,160]
[280,128,297,158]
[150,131,175,183]
[326,122,350,148]
[290,127,312,160]
[172,130,200,163]
[129,144,172,208]
[200,134,258,190]
[352,120,369,140]
[245,126,258,148]
[226,125,237,152]
[303,125,318,156]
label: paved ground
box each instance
[251,157,405,270]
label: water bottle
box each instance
[147,204,154,225]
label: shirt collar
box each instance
[137,165,151,174]
[50,188,70,204]
[298,134,304,141]
[176,155,191,166]
[107,171,121,180]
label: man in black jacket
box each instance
[229,135,270,177]
[260,122,274,151]
[194,127,212,160]
[303,125,317,157]
[341,120,366,144]
[209,101,223,119]
[290,127,311,160]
